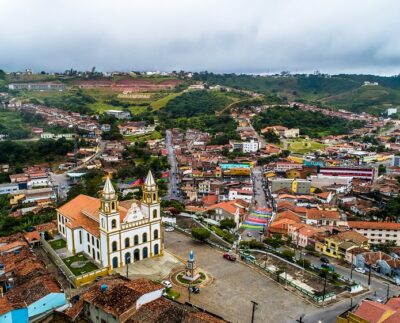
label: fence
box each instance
[41,237,109,287]
[240,252,335,304]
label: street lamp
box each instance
[250,300,258,323]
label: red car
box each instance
[223,253,237,261]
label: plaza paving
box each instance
[164,230,316,323]
[113,250,182,281]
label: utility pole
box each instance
[386,283,390,301]
[251,300,258,323]
[368,266,372,288]
[350,252,354,280]
[322,276,327,306]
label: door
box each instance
[112,257,118,268]
[143,247,148,259]
[134,249,140,261]
[154,244,159,256]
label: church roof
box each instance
[57,194,131,237]
[144,170,156,188]
[103,177,116,200]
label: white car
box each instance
[161,280,172,289]
[355,267,366,274]
[165,227,174,232]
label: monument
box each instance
[183,250,200,282]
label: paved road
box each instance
[165,230,315,323]
[165,130,182,201]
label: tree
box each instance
[281,250,295,262]
[263,129,280,144]
[219,218,236,230]
[191,227,211,242]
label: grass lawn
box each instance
[63,252,99,276]
[151,92,182,110]
[124,131,163,142]
[49,239,67,250]
[285,139,326,154]
[165,289,180,300]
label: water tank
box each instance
[100,284,108,292]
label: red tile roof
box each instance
[348,221,400,230]
[353,300,393,322]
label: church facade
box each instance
[56,171,163,269]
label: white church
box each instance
[56,171,163,269]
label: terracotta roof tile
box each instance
[348,221,400,230]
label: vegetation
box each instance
[66,171,105,201]
[211,225,235,243]
[191,227,211,241]
[219,218,236,230]
[63,253,99,276]
[49,239,67,250]
[41,89,96,114]
[0,201,56,237]
[0,138,75,164]
[253,106,365,137]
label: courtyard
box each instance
[165,230,316,323]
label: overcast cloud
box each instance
[1,0,399,74]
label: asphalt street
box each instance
[165,130,182,201]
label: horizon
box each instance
[1,0,400,75]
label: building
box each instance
[348,221,400,246]
[387,108,398,116]
[319,167,376,182]
[61,275,227,322]
[104,109,131,120]
[337,297,400,323]
[310,174,352,192]
[274,162,303,172]
[261,125,299,138]
[392,155,400,167]
[0,245,67,322]
[57,171,163,269]
[0,182,19,195]
[270,178,311,194]
[8,82,66,91]
[242,139,260,153]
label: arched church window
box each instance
[142,232,147,243]
[111,219,116,229]
[112,241,117,252]
[125,238,130,248]
[153,209,158,219]
[154,229,159,239]
[134,235,139,245]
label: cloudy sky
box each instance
[1,0,399,74]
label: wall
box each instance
[28,293,67,319]
[136,289,164,309]
[0,308,28,323]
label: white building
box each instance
[392,155,400,167]
[105,110,131,120]
[348,221,400,246]
[57,171,163,269]
[387,108,397,116]
[242,139,260,153]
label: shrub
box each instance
[281,250,295,262]
[263,238,283,249]
[191,227,211,241]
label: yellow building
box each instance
[286,168,302,179]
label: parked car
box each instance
[223,253,237,261]
[355,267,366,274]
[320,257,330,264]
[165,227,174,232]
[188,286,200,294]
[246,232,252,237]
[161,280,172,289]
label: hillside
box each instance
[193,72,400,115]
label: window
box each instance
[153,209,158,219]
[154,229,159,239]
[58,214,61,221]
[97,252,100,260]
[87,233,90,241]
[142,232,147,243]
[88,246,91,253]
[97,240,99,248]
[134,235,139,245]
[112,241,117,252]
[79,231,82,244]
[92,236,94,244]
[101,219,105,228]
[111,219,117,229]
[125,238,130,248]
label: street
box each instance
[165,130,182,201]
